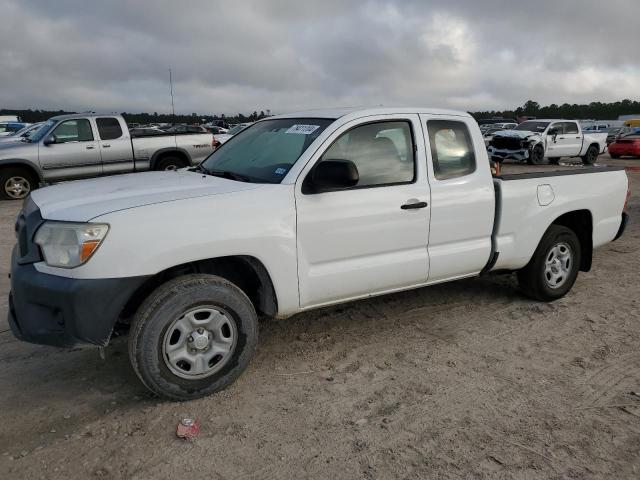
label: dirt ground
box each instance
[0,155,638,479]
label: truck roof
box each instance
[48,113,123,121]
[270,107,470,120]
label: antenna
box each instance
[169,68,175,118]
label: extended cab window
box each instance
[96,118,123,140]
[318,121,415,187]
[563,122,579,134]
[51,119,94,143]
[427,120,475,180]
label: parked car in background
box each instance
[214,122,254,145]
[608,134,640,158]
[487,119,607,165]
[0,115,20,122]
[7,107,629,399]
[483,123,517,146]
[606,126,634,144]
[0,122,43,143]
[0,113,215,199]
[0,122,30,137]
[204,125,229,135]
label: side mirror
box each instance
[310,159,359,192]
[43,134,56,145]
[548,128,558,136]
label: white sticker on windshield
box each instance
[285,124,320,135]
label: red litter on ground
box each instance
[176,418,200,439]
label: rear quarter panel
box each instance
[493,170,628,270]
[175,133,215,163]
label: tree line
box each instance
[3,99,639,124]
[0,109,270,125]
[471,99,640,121]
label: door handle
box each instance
[86,145,95,150]
[575,136,581,139]
[103,144,111,148]
[401,201,428,210]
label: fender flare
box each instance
[149,147,192,170]
[0,158,44,183]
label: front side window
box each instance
[550,123,564,134]
[96,118,123,140]
[317,121,415,187]
[427,120,476,180]
[201,118,333,183]
[51,119,94,143]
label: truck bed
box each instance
[491,164,628,272]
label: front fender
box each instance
[0,158,44,182]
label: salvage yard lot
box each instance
[0,155,638,479]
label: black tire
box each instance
[128,274,258,401]
[581,145,599,165]
[548,157,561,165]
[0,166,38,200]
[527,145,545,165]
[517,225,581,302]
[156,156,187,171]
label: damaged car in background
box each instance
[487,120,607,165]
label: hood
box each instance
[492,129,541,140]
[0,139,34,153]
[31,170,262,222]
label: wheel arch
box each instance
[120,255,279,322]
[0,159,43,182]
[550,209,593,271]
[150,148,191,170]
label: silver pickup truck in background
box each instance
[0,113,216,199]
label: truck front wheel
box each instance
[517,225,581,302]
[1,166,38,200]
[581,145,599,165]
[128,274,258,400]
[527,145,545,165]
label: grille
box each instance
[491,136,523,150]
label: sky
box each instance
[1,0,638,116]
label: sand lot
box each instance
[0,156,638,479]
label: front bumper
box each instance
[8,247,150,347]
[487,146,529,162]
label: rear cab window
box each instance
[96,117,124,140]
[426,120,476,180]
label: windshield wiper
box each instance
[208,169,251,182]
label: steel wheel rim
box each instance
[4,176,31,199]
[162,306,238,379]
[543,241,572,289]
[164,164,178,171]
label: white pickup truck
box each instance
[9,107,629,400]
[0,113,215,200]
[487,119,608,165]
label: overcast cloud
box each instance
[1,0,638,115]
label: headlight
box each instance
[34,221,109,268]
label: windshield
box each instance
[28,120,56,142]
[514,121,550,133]
[200,118,334,183]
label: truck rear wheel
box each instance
[527,145,544,165]
[1,166,38,200]
[581,145,599,165]
[517,225,581,302]
[128,274,258,400]
[156,156,188,171]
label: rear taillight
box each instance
[212,138,220,149]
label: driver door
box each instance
[38,118,102,181]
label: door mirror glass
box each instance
[43,134,56,145]
[311,160,359,191]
